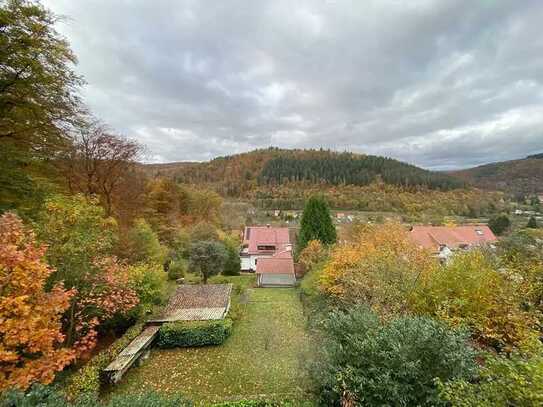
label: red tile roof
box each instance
[256,256,295,275]
[410,225,497,252]
[256,244,295,275]
[243,226,291,255]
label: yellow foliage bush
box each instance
[413,250,540,352]
[320,222,436,316]
[298,239,328,272]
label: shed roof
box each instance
[152,284,232,322]
[256,247,295,275]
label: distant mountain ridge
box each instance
[142,148,465,191]
[450,153,543,197]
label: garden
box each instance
[111,286,313,405]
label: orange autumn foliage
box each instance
[71,257,139,357]
[298,239,328,272]
[0,213,75,391]
[320,222,437,316]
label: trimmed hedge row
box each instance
[63,322,144,400]
[157,319,233,348]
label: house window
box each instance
[257,245,276,251]
[475,229,484,236]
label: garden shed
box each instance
[256,253,296,287]
[104,283,232,383]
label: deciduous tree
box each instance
[0,213,75,390]
[413,250,539,352]
[189,241,227,284]
[61,120,142,216]
[320,222,436,316]
[36,195,138,354]
[0,0,83,212]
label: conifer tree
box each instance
[297,196,336,253]
[527,216,538,229]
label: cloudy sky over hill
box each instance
[44,0,543,169]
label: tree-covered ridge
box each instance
[259,152,465,190]
[451,155,543,197]
[144,148,465,193]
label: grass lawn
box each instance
[111,286,314,405]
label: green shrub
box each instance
[125,218,166,264]
[128,263,166,306]
[527,216,538,229]
[168,260,186,280]
[313,307,477,406]
[223,245,241,276]
[104,391,193,407]
[488,214,511,235]
[440,352,543,407]
[64,323,144,400]
[1,384,192,407]
[157,319,233,348]
[211,401,312,407]
[190,221,219,241]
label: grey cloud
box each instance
[45,0,543,169]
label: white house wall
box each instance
[241,256,251,271]
[240,254,273,271]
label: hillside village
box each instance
[2,1,543,407]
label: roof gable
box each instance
[243,226,291,254]
[410,225,497,251]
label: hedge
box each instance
[63,322,144,400]
[157,318,233,348]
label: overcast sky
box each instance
[44,0,543,170]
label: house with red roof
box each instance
[241,225,296,287]
[409,225,497,261]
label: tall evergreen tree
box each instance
[527,216,538,229]
[298,196,336,252]
[488,214,511,236]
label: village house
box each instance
[240,225,296,287]
[409,225,497,261]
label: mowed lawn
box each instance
[111,287,314,405]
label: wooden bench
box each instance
[103,325,160,384]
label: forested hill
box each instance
[144,148,464,191]
[259,154,464,190]
[450,154,543,197]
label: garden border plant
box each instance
[157,318,233,348]
[63,322,144,400]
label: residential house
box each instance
[240,225,296,287]
[410,225,497,261]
